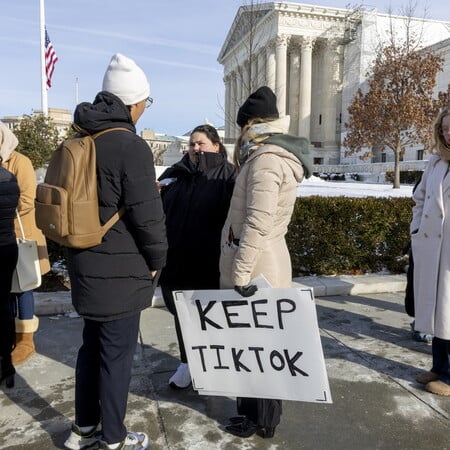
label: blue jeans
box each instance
[10,290,35,320]
[431,337,450,385]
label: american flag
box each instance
[45,27,58,88]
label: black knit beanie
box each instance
[236,86,279,128]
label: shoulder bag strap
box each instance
[15,210,26,240]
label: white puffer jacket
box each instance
[220,118,305,288]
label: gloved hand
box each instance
[234,284,258,297]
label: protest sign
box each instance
[174,288,332,403]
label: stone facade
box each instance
[141,129,189,165]
[218,2,450,168]
[1,107,72,139]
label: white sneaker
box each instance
[99,431,149,449]
[64,423,101,449]
[168,362,191,389]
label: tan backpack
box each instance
[35,127,128,249]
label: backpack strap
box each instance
[92,127,132,140]
[101,206,126,233]
[87,127,132,233]
[71,123,132,139]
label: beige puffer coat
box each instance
[220,140,304,289]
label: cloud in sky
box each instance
[51,25,221,56]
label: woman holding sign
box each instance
[219,86,312,438]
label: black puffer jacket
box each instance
[67,91,167,321]
[0,167,19,246]
[159,151,236,289]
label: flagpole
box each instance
[39,0,48,116]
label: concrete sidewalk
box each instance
[2,274,450,449]
[32,273,408,316]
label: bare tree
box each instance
[344,4,444,188]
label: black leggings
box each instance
[0,243,18,359]
[161,285,187,363]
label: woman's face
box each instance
[441,114,450,146]
[188,131,219,162]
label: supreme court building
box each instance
[218,2,450,167]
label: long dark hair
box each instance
[191,124,226,155]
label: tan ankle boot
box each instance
[12,316,39,366]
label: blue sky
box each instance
[1,0,448,136]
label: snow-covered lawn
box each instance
[156,166,414,199]
[298,176,413,198]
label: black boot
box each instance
[261,426,276,438]
[225,417,258,438]
[0,356,15,388]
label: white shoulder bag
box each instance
[11,210,42,293]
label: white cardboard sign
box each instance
[174,288,332,403]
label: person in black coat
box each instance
[64,54,167,450]
[158,124,236,389]
[0,159,19,389]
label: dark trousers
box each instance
[161,286,187,363]
[237,397,282,428]
[75,312,140,444]
[431,337,450,385]
[0,243,18,364]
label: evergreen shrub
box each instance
[287,196,414,276]
[385,170,423,185]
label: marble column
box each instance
[298,37,313,140]
[224,74,231,140]
[249,54,257,93]
[266,42,276,92]
[275,35,288,116]
[242,61,250,101]
[321,39,340,147]
[235,66,242,116]
[288,42,301,135]
[231,71,239,138]
[257,50,266,88]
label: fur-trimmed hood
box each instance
[240,116,313,179]
[0,121,18,163]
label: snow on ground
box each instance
[298,176,413,198]
[155,167,414,199]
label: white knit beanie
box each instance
[102,53,150,105]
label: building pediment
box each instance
[218,3,273,62]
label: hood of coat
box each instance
[241,116,311,181]
[263,134,313,179]
[73,91,136,135]
[0,122,19,163]
[245,116,291,141]
[246,143,305,183]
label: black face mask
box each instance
[192,151,223,173]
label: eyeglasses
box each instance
[145,97,154,109]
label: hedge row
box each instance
[286,196,414,276]
[43,196,414,287]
